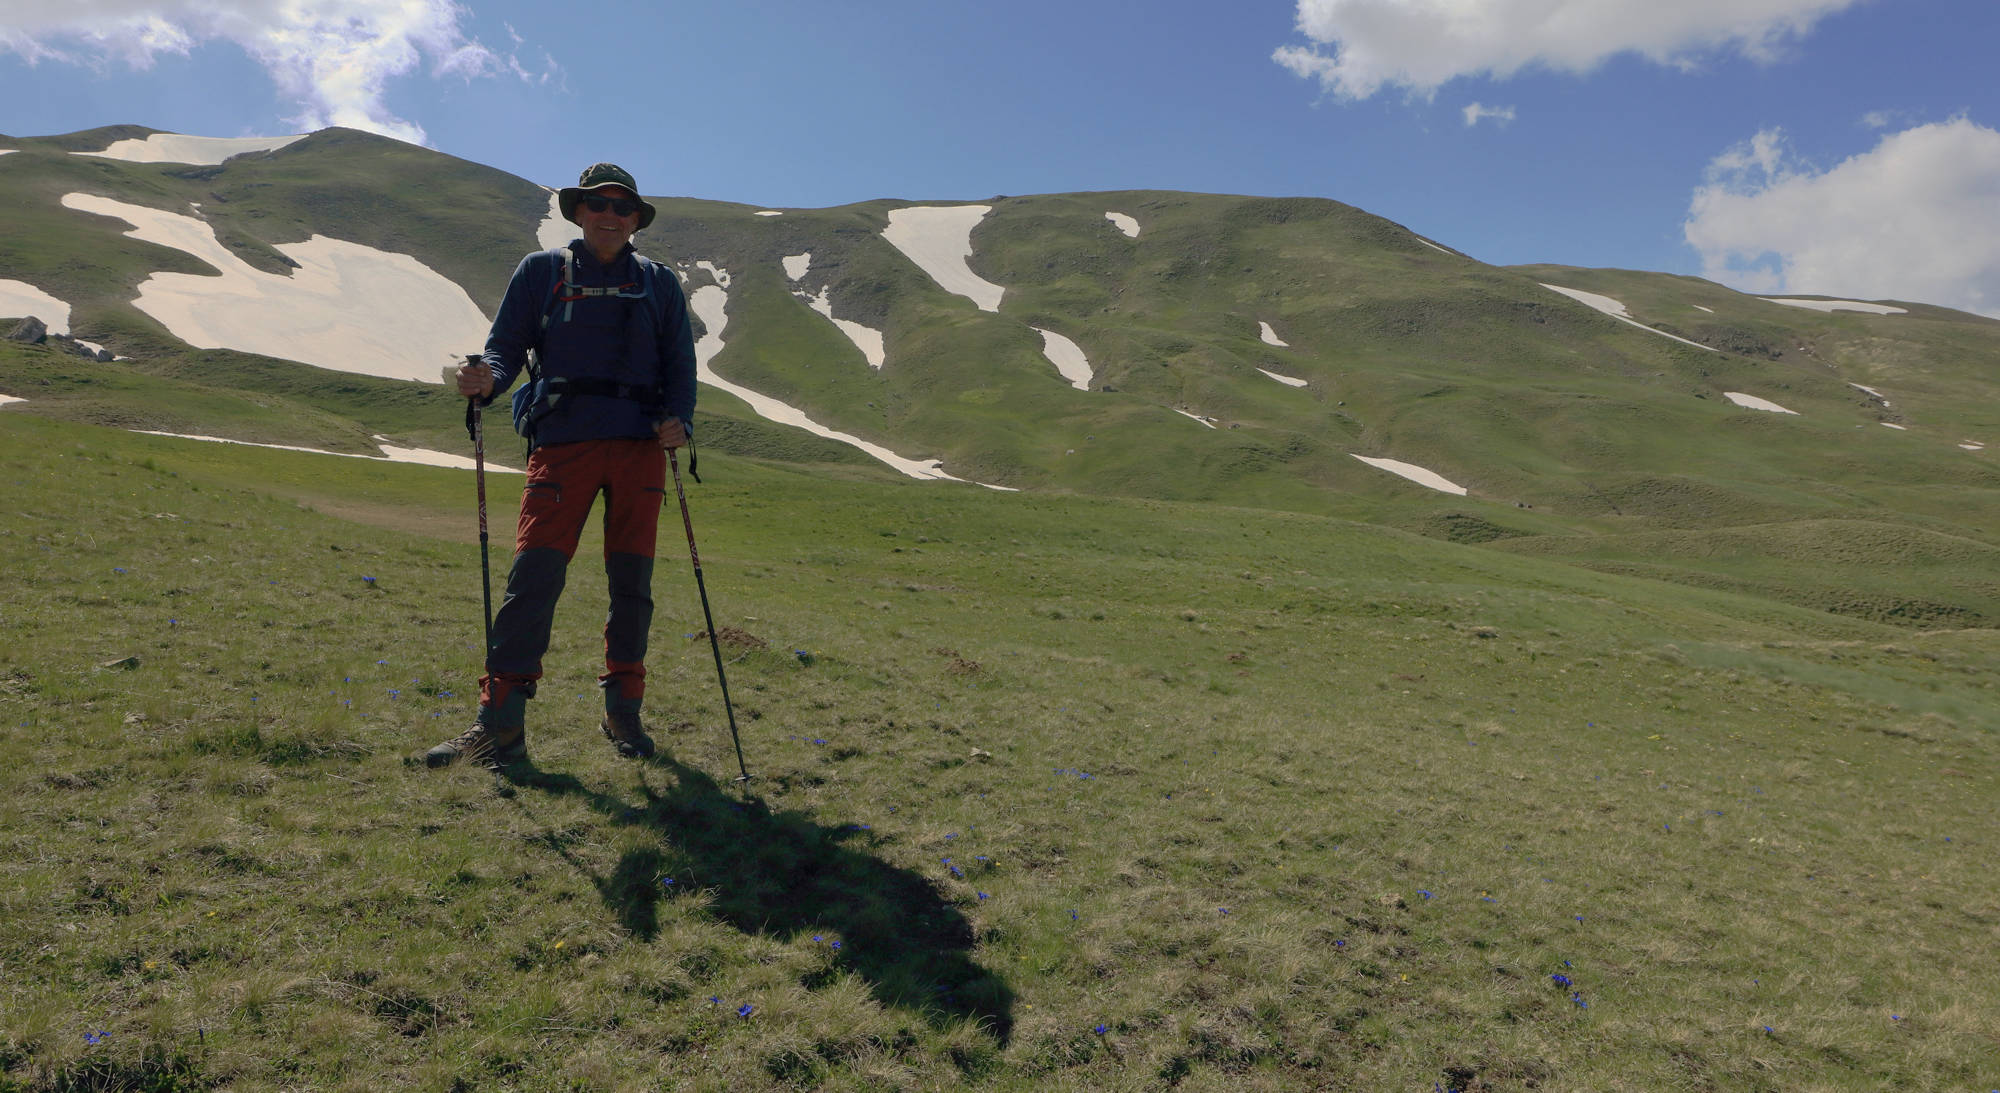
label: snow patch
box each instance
[695,261,732,288]
[1961,442,1986,451]
[134,430,521,472]
[1415,237,1454,256]
[1880,422,1907,430]
[1692,304,1714,313]
[62,192,490,383]
[537,191,574,251]
[882,205,1004,311]
[1723,392,1799,415]
[1105,211,1139,239]
[800,286,886,369]
[0,149,15,156]
[1849,383,1891,406]
[0,280,71,334]
[691,270,959,481]
[1173,409,1218,429]
[1258,321,1289,347]
[1259,368,1308,388]
[783,253,811,281]
[0,393,25,406]
[75,133,304,165]
[1540,284,1716,352]
[1035,328,1092,390]
[1763,297,1907,315]
[755,210,784,217]
[1352,455,1467,496]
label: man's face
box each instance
[576,185,640,255]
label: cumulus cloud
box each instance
[1684,118,2000,317]
[1462,102,1516,127]
[0,0,548,144]
[1273,0,1867,99]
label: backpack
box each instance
[511,246,666,442]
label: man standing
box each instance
[428,163,697,769]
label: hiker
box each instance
[428,163,697,769]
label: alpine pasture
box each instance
[1,125,1997,1091]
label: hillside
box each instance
[1,124,1997,629]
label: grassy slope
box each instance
[6,135,1999,633]
[3,414,1995,1091]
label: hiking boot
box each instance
[600,708,656,759]
[425,722,527,769]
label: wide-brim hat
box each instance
[558,162,657,230]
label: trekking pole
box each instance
[668,445,751,783]
[448,358,494,651]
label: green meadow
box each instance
[3,411,1995,1092]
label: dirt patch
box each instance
[697,627,766,649]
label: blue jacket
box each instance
[481,241,697,450]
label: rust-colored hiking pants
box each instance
[478,438,664,724]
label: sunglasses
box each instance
[581,194,642,217]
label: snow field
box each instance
[1105,211,1139,239]
[689,267,960,482]
[1763,298,1907,315]
[75,133,304,165]
[134,430,520,472]
[1352,455,1468,495]
[1035,329,1092,390]
[882,205,1005,311]
[1259,321,1289,347]
[0,280,71,334]
[801,286,886,369]
[1724,392,1799,415]
[1540,283,1716,352]
[63,193,489,383]
[1259,369,1308,388]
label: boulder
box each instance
[5,316,47,343]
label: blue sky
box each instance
[3,0,1997,315]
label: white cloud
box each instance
[0,0,545,144]
[1684,118,2000,318]
[1462,102,1516,127]
[1274,0,1866,99]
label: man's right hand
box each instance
[456,362,494,399]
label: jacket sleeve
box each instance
[655,266,698,428]
[479,252,549,405]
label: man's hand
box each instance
[655,417,688,449]
[455,362,494,400]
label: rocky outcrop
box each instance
[5,316,47,343]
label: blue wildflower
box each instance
[1092,1023,1109,1035]
[738,1004,755,1018]
[977,892,989,900]
[85,1030,107,1045]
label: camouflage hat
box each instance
[558,162,656,230]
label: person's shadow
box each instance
[499,757,1014,1043]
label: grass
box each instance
[3,413,1996,1091]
